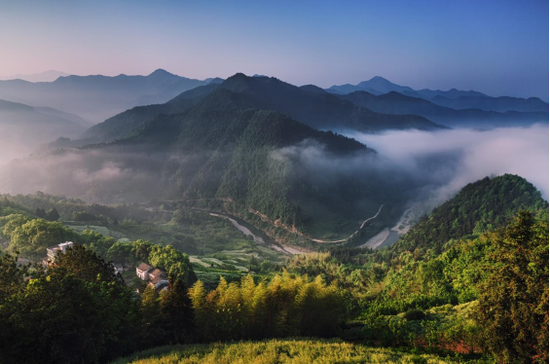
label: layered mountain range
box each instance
[3,84,405,239]
[0,98,87,164]
[339,91,547,128]
[328,76,548,113]
[80,73,441,144]
[0,69,222,122]
[1,71,547,243]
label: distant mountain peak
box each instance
[148,69,175,78]
[231,72,248,79]
[369,76,389,81]
[360,76,404,87]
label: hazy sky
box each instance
[1,0,548,100]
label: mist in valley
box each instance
[0,124,547,220]
[348,123,549,204]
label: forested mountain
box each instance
[109,89,400,237]
[341,91,548,128]
[81,73,442,144]
[328,76,548,113]
[0,69,221,122]
[217,74,440,132]
[80,83,220,143]
[388,174,548,255]
[4,89,410,238]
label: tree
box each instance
[51,245,122,284]
[106,242,133,268]
[160,279,194,343]
[476,210,549,363]
[139,285,164,346]
[1,214,31,238]
[46,208,60,221]
[131,239,152,263]
[0,252,28,303]
[81,229,116,257]
[7,218,77,257]
[34,208,46,219]
[0,246,140,364]
[148,245,191,284]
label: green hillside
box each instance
[111,339,452,364]
[80,84,219,143]
[1,176,547,363]
[390,174,547,255]
[136,90,393,238]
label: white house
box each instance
[136,262,153,280]
[46,241,74,262]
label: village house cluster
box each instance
[136,263,169,291]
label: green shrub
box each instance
[404,309,426,321]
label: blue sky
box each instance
[1,0,548,100]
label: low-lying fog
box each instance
[347,123,549,203]
[0,124,547,213]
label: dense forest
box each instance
[0,174,547,363]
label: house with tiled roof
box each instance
[135,263,169,291]
[148,268,169,290]
[136,262,153,280]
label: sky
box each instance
[0,0,548,100]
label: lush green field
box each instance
[111,339,453,364]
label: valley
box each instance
[1,0,548,362]
[0,64,547,364]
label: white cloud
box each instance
[348,124,549,202]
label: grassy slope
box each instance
[111,339,452,364]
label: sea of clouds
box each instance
[348,123,549,204]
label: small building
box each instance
[148,268,169,290]
[46,241,74,262]
[136,262,153,280]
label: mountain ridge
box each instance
[0,69,221,122]
[80,73,443,144]
[340,90,548,128]
[328,77,548,113]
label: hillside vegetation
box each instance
[0,175,547,363]
[6,88,409,240]
[389,174,547,256]
[112,339,451,364]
